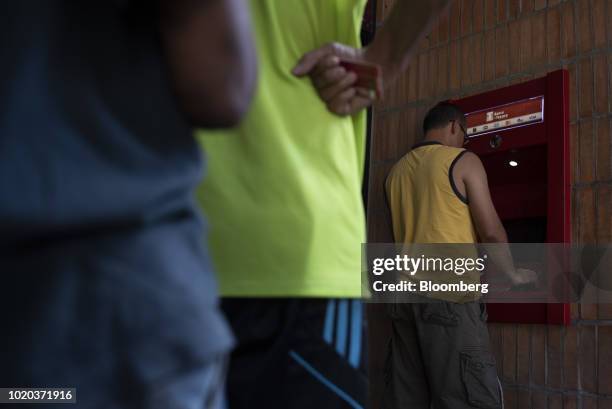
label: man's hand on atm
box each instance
[508,267,539,290]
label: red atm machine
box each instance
[452,70,571,325]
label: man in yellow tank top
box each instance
[384,103,536,409]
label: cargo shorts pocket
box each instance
[420,302,460,326]
[479,302,489,322]
[459,349,501,409]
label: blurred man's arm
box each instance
[457,152,537,285]
[292,0,450,116]
[160,0,257,127]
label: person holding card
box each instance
[196,1,450,408]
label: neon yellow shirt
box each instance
[196,0,367,297]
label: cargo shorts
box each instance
[382,299,503,409]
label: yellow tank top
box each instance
[385,141,480,302]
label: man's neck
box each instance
[423,133,452,147]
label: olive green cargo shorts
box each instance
[382,300,503,409]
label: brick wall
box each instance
[366,0,612,407]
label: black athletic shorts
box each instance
[222,298,367,409]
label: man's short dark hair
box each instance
[423,102,466,134]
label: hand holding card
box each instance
[339,59,384,100]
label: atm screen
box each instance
[503,217,547,243]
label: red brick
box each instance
[594,55,609,114]
[417,53,428,100]
[517,390,530,407]
[450,41,461,90]
[532,11,546,66]
[597,185,612,242]
[531,325,546,386]
[436,46,449,97]
[409,107,421,141]
[488,323,503,368]
[418,36,429,52]
[577,0,593,53]
[484,30,496,81]
[461,36,472,87]
[508,0,519,20]
[516,325,530,384]
[509,20,521,73]
[583,397,598,409]
[571,122,579,184]
[368,161,393,204]
[375,0,385,23]
[564,395,578,409]
[438,11,450,44]
[473,0,484,33]
[593,0,607,49]
[428,49,437,98]
[531,391,547,409]
[561,2,577,59]
[563,326,579,389]
[501,325,517,383]
[534,0,546,11]
[569,63,578,121]
[367,163,395,217]
[596,117,612,180]
[450,0,462,40]
[547,7,561,63]
[498,0,508,24]
[496,25,510,78]
[608,0,612,47]
[597,318,612,395]
[378,70,398,109]
[579,325,597,393]
[367,207,394,242]
[578,187,597,242]
[519,16,533,71]
[520,0,534,15]
[485,0,496,29]
[579,120,595,183]
[429,31,439,50]
[371,114,393,161]
[461,0,474,36]
[580,303,597,319]
[407,63,418,103]
[503,387,517,409]
[548,394,562,409]
[571,302,579,320]
[471,34,484,84]
[600,300,612,319]
[579,58,594,118]
[399,108,417,154]
[546,326,562,388]
[386,0,398,19]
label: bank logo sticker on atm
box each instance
[465,96,544,138]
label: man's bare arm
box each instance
[456,152,537,285]
[292,1,451,116]
[363,0,451,84]
[160,0,257,128]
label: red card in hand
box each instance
[339,59,383,100]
